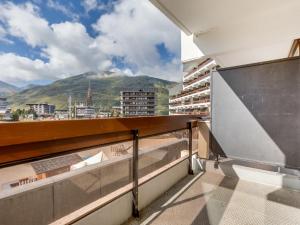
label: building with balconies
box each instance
[169,58,217,117]
[120,88,156,117]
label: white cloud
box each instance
[0,25,13,44]
[47,0,79,21]
[81,0,98,12]
[81,0,114,13]
[0,53,54,84]
[93,0,181,81]
[0,2,111,85]
[0,0,181,85]
[0,2,52,47]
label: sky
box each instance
[0,0,181,87]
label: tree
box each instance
[11,111,19,121]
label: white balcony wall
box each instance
[181,31,203,63]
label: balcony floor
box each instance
[124,171,300,225]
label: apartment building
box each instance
[26,103,55,117]
[169,58,217,117]
[120,88,156,117]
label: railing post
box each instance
[132,129,140,218]
[188,121,194,175]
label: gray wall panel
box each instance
[211,57,300,168]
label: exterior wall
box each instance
[181,31,203,62]
[197,121,210,159]
[211,57,300,169]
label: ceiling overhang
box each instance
[151,0,300,67]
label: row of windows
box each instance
[123,97,155,100]
[122,102,155,105]
[122,92,155,96]
[123,106,155,110]
[124,112,155,115]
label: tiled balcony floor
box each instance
[124,171,300,225]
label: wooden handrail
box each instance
[0,115,199,167]
[288,39,300,58]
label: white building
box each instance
[54,109,69,120]
[169,58,217,117]
[75,103,96,119]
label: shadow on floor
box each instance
[190,159,239,225]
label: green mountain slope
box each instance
[0,81,20,97]
[8,72,177,115]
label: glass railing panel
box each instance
[0,141,132,223]
[138,130,189,179]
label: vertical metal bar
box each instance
[132,129,140,218]
[188,122,194,175]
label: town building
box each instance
[120,88,156,117]
[74,81,96,119]
[75,103,96,118]
[26,103,55,117]
[0,97,11,120]
[54,109,69,120]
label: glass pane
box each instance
[138,130,189,179]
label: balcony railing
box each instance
[183,71,210,87]
[0,115,201,225]
[170,85,210,101]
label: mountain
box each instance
[8,72,178,115]
[0,81,20,97]
[19,84,42,91]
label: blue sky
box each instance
[0,0,181,86]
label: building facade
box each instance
[54,109,69,120]
[75,103,96,119]
[169,58,217,118]
[26,103,55,117]
[0,97,11,120]
[120,88,156,117]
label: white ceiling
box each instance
[151,0,300,67]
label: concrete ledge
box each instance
[205,159,300,191]
[232,165,300,190]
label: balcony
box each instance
[183,59,216,82]
[183,72,210,88]
[169,85,210,102]
[2,59,300,225]
[0,116,202,225]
